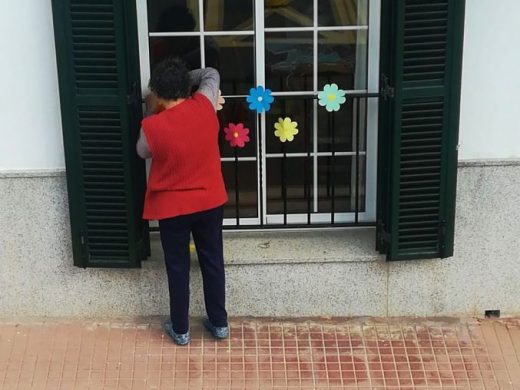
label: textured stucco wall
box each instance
[0,163,519,318]
[1,0,520,171]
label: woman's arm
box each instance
[189,67,220,110]
[136,129,152,159]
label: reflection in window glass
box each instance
[149,37,201,71]
[318,30,367,91]
[265,97,313,155]
[204,36,255,96]
[265,0,313,28]
[218,98,257,158]
[222,161,258,219]
[204,0,254,31]
[318,97,367,153]
[147,1,199,32]
[265,32,313,92]
[318,0,368,26]
[267,157,313,214]
[317,156,365,213]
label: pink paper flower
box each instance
[224,123,250,148]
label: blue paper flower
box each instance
[246,86,274,113]
[318,83,347,112]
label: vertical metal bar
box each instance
[312,0,318,214]
[255,0,267,226]
[257,114,264,226]
[330,111,335,224]
[350,98,358,211]
[234,148,240,226]
[199,0,205,67]
[313,102,318,214]
[362,94,369,214]
[282,143,287,225]
[355,97,361,224]
[325,75,331,200]
[304,98,311,225]
[281,97,287,225]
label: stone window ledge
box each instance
[147,227,382,267]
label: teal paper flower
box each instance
[318,83,347,112]
[247,86,274,113]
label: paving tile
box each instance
[0,317,519,389]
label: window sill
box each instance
[147,227,382,267]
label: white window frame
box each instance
[136,0,380,227]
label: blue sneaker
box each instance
[163,320,190,346]
[202,317,229,339]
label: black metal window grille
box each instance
[220,92,378,230]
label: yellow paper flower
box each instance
[274,117,298,142]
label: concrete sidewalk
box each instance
[0,317,519,389]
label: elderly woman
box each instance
[136,58,228,345]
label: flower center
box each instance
[327,94,336,101]
[233,132,239,138]
[257,96,263,102]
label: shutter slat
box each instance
[69,0,119,91]
[402,1,448,84]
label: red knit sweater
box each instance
[141,93,227,220]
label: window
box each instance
[136,0,380,228]
[51,0,465,267]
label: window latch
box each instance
[380,74,395,100]
[126,81,141,107]
[377,220,391,245]
[438,219,447,249]
[80,230,91,263]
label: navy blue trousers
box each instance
[159,206,228,334]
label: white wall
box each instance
[0,0,519,171]
[458,0,520,160]
[0,0,64,170]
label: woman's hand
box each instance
[145,92,163,115]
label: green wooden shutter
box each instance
[376,0,465,261]
[52,0,150,267]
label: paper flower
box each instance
[318,83,347,112]
[274,117,298,142]
[217,89,225,111]
[246,86,274,113]
[224,123,250,148]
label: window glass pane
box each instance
[318,0,368,26]
[147,1,199,33]
[318,30,368,91]
[318,97,367,153]
[267,157,313,214]
[205,36,254,96]
[204,0,254,31]
[266,32,314,92]
[265,0,313,28]
[265,97,313,155]
[222,161,258,219]
[218,98,257,158]
[318,156,365,213]
[149,37,201,71]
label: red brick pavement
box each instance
[0,317,519,389]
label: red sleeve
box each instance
[193,92,215,112]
